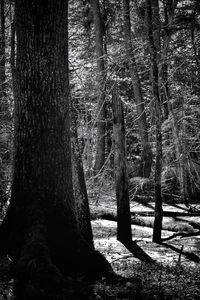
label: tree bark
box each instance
[91,0,106,175]
[146,0,163,243]
[10,7,16,98]
[0,1,113,297]
[123,0,152,178]
[71,104,94,249]
[159,0,178,119]
[151,0,160,57]
[0,0,5,109]
[0,0,9,215]
[112,90,132,246]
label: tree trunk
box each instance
[146,0,163,243]
[91,0,106,176]
[123,0,152,178]
[0,0,5,112]
[10,8,16,98]
[71,104,94,249]
[0,1,113,297]
[151,0,160,57]
[160,40,170,120]
[169,100,189,206]
[150,0,171,120]
[112,90,132,246]
[0,0,8,215]
[159,0,178,119]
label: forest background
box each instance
[0,0,200,299]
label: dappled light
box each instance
[0,0,200,299]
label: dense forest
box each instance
[0,0,200,299]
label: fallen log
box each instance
[131,211,200,217]
[161,231,200,242]
[91,210,197,233]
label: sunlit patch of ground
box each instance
[92,221,200,299]
[92,219,200,266]
[91,196,200,299]
[1,188,200,299]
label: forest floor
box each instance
[1,184,200,299]
[88,184,200,299]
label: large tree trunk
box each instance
[91,0,106,175]
[112,90,132,246]
[0,1,113,297]
[123,0,152,178]
[146,0,163,243]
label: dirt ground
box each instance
[1,187,200,299]
[89,188,200,299]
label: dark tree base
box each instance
[9,247,115,299]
[0,203,115,299]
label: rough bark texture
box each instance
[149,0,171,120]
[10,10,16,98]
[91,0,106,175]
[112,90,132,245]
[159,0,177,119]
[71,105,94,249]
[151,0,160,57]
[0,0,5,111]
[0,0,9,215]
[123,0,152,178]
[0,1,113,297]
[146,0,163,243]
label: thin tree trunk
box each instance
[71,105,94,249]
[0,0,5,108]
[191,24,200,94]
[179,100,188,206]
[169,100,189,206]
[112,90,132,246]
[160,36,170,119]
[151,0,167,118]
[151,0,171,120]
[123,0,152,178]
[151,0,160,57]
[148,0,161,123]
[159,0,178,119]
[102,0,113,167]
[10,8,16,98]
[91,0,106,175]
[0,0,8,215]
[146,0,163,243]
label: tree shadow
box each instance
[169,203,189,211]
[173,217,200,229]
[123,240,155,264]
[161,242,200,263]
